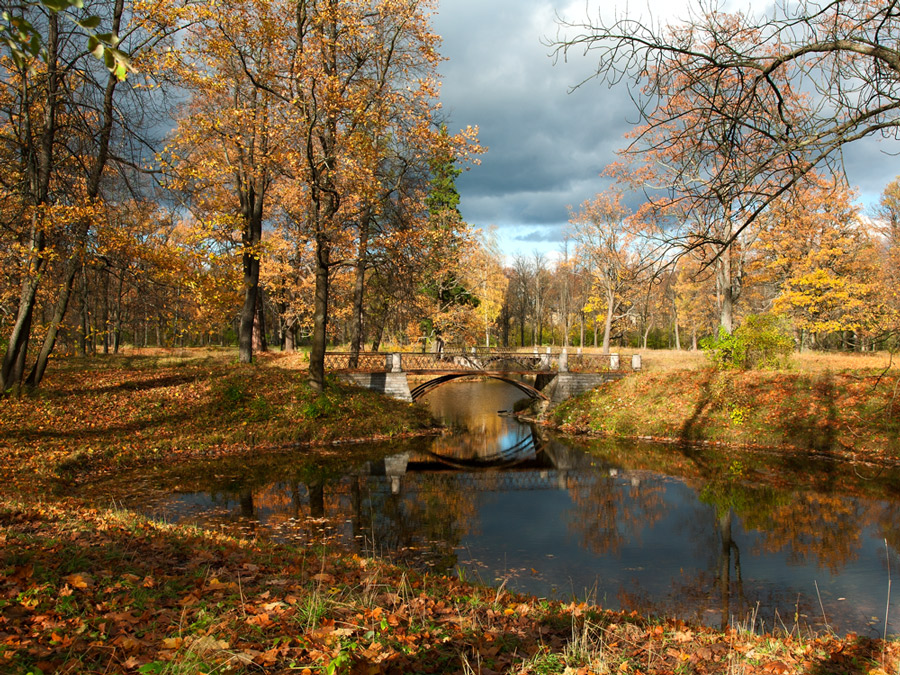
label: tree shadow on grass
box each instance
[778,372,838,453]
[678,371,715,444]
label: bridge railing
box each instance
[567,353,616,372]
[323,352,392,372]
[324,350,640,373]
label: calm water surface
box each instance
[133,379,900,637]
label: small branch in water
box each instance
[885,539,892,646]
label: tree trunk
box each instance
[284,322,296,352]
[673,299,681,351]
[238,188,264,363]
[716,239,741,334]
[27,262,80,386]
[80,268,90,355]
[0,15,59,392]
[308,232,330,392]
[101,263,111,354]
[252,286,268,353]
[113,268,125,353]
[519,310,526,347]
[2,271,41,391]
[579,311,585,349]
[370,312,385,352]
[602,290,615,355]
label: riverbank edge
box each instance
[537,368,900,466]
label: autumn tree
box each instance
[597,32,801,334]
[674,254,719,350]
[261,228,315,351]
[554,0,900,251]
[506,255,535,347]
[345,125,477,360]
[267,0,477,390]
[530,253,551,346]
[876,176,900,330]
[463,230,507,348]
[756,175,885,348]
[159,0,281,364]
[379,134,482,351]
[0,0,132,79]
[0,1,161,391]
[571,188,661,353]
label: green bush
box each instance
[701,314,793,370]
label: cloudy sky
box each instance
[430,0,900,261]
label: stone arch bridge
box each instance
[327,349,641,405]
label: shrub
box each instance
[701,314,793,370]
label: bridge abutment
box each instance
[541,372,625,405]
[340,373,412,402]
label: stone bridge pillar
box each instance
[539,346,551,370]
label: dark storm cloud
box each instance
[432,0,900,258]
[431,0,629,255]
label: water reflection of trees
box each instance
[877,502,900,564]
[566,473,665,556]
[567,437,900,632]
[742,493,869,572]
[135,407,900,636]
[199,470,482,571]
[358,473,479,568]
[582,435,891,575]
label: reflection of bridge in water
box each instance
[369,441,639,495]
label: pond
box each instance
[128,378,900,638]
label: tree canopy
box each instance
[554,0,900,247]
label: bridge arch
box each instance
[409,373,549,402]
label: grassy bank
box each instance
[0,350,436,490]
[2,350,899,674]
[550,368,900,464]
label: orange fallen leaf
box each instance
[162,637,183,650]
[64,573,92,589]
[246,612,271,627]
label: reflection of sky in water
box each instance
[457,476,897,637]
[495,428,530,449]
[139,379,900,637]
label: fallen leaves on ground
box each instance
[1,499,897,675]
